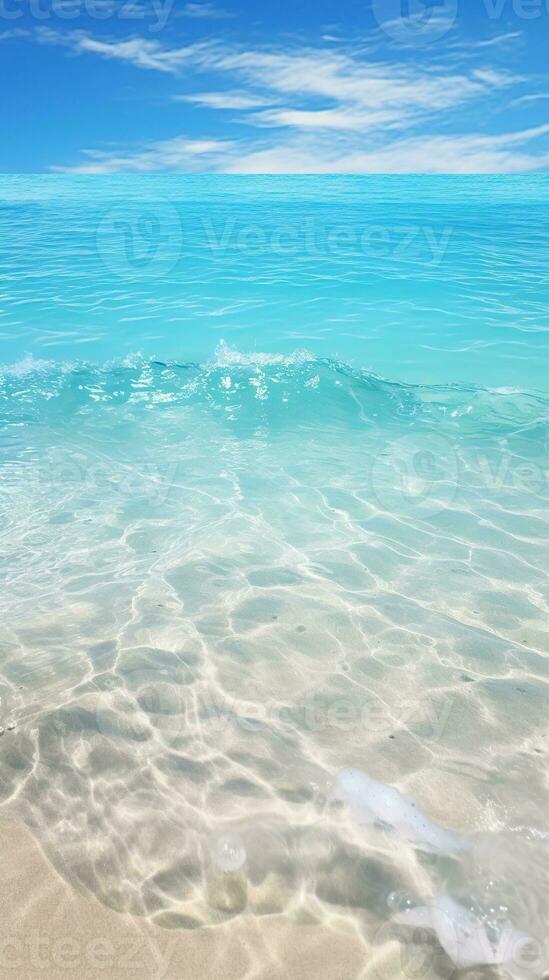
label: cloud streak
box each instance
[175,90,274,109]
[53,125,549,175]
[32,28,549,174]
[51,135,233,173]
[181,1,233,18]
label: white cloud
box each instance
[209,47,510,112]
[34,29,549,174]
[472,31,522,48]
[40,31,516,117]
[182,2,232,18]
[54,125,549,174]
[249,107,407,132]
[53,135,232,173]
[511,92,549,106]
[176,90,274,109]
[77,35,186,71]
[36,31,512,100]
[471,68,519,87]
[220,127,549,174]
[0,28,29,40]
[36,28,204,72]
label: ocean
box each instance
[0,175,548,973]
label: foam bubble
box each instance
[209,834,247,873]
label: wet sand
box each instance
[0,820,376,980]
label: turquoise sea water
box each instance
[0,176,548,964]
[1,174,549,388]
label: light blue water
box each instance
[0,176,548,958]
[1,174,549,389]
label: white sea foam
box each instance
[333,768,466,856]
[1,353,57,377]
[393,897,546,979]
[210,339,315,369]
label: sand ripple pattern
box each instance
[0,349,548,945]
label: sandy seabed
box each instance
[0,819,382,980]
[2,355,549,980]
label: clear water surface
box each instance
[0,176,548,967]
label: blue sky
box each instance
[2,0,549,171]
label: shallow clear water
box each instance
[0,177,548,967]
